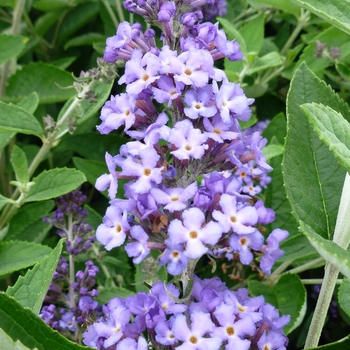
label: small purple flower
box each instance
[184,86,217,119]
[229,229,264,265]
[96,206,130,251]
[59,312,76,332]
[213,80,254,124]
[150,182,197,212]
[172,312,222,349]
[119,147,164,194]
[125,225,150,263]
[212,302,256,350]
[169,120,208,160]
[167,207,223,259]
[158,1,176,22]
[260,229,289,275]
[212,193,258,234]
[116,336,148,350]
[93,305,131,348]
[257,330,287,350]
[95,152,118,199]
[159,240,189,275]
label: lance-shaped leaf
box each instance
[0,102,44,139]
[0,194,14,211]
[11,145,29,185]
[18,92,39,115]
[5,63,75,104]
[0,293,93,350]
[25,168,86,202]
[301,103,350,173]
[6,239,63,314]
[293,0,350,36]
[0,328,37,350]
[299,221,350,281]
[0,34,27,65]
[0,241,52,277]
[338,278,350,319]
[308,336,350,349]
[283,62,350,240]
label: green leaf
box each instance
[0,293,93,350]
[0,34,28,65]
[96,287,135,304]
[336,63,350,81]
[34,11,61,37]
[17,92,40,115]
[0,241,52,277]
[239,13,265,54]
[58,132,126,161]
[0,102,44,139]
[263,113,299,234]
[0,328,36,350]
[338,278,350,319]
[283,62,350,240]
[300,221,350,281]
[262,144,284,160]
[6,239,63,314]
[64,32,105,50]
[274,274,307,334]
[246,51,283,75]
[5,63,75,104]
[56,2,99,45]
[279,234,319,263]
[11,145,29,184]
[0,194,14,211]
[246,0,300,17]
[293,0,350,35]
[25,168,86,202]
[73,157,106,187]
[33,0,77,11]
[5,201,54,242]
[247,280,278,307]
[307,335,350,349]
[301,103,350,173]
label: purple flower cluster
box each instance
[95,2,288,275]
[40,260,100,333]
[87,1,291,348]
[83,276,289,350]
[43,189,95,255]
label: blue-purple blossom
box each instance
[260,229,290,275]
[125,225,150,263]
[168,207,223,259]
[96,206,130,250]
[172,312,222,349]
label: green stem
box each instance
[301,278,342,285]
[115,0,125,22]
[280,9,309,56]
[304,172,350,348]
[269,261,293,280]
[304,263,339,349]
[101,0,119,28]
[283,257,325,276]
